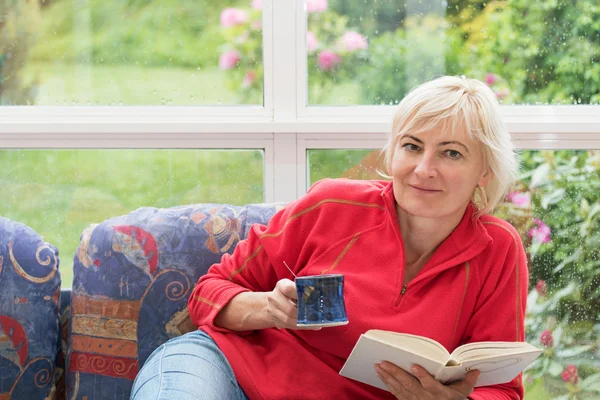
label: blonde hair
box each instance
[381,75,519,216]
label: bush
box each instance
[357,15,462,105]
[0,0,41,104]
[328,0,403,37]
[30,0,247,68]
[460,0,600,104]
[495,150,600,398]
[217,0,369,104]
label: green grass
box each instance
[0,149,264,287]
[23,62,360,105]
[24,62,251,105]
[29,0,241,69]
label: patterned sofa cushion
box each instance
[66,203,281,400]
[55,289,71,400]
[0,217,61,400]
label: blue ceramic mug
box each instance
[295,274,348,327]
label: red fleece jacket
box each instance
[188,178,529,400]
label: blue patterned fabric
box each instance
[55,289,71,399]
[66,203,282,400]
[0,217,61,400]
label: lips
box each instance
[409,184,441,192]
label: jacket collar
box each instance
[381,180,492,280]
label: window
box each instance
[0,149,265,286]
[306,0,600,106]
[3,0,263,105]
[2,1,600,398]
[307,149,378,186]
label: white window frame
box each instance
[1,0,600,204]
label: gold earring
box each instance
[475,185,488,209]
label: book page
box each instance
[339,334,447,392]
[450,341,540,363]
[340,335,542,391]
[365,330,450,363]
[441,348,542,386]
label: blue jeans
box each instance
[130,330,250,400]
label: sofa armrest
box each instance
[66,203,281,400]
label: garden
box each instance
[1,0,600,398]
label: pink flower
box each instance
[220,8,248,28]
[529,218,551,243]
[340,31,368,52]
[540,330,553,347]
[219,50,241,70]
[251,0,262,10]
[561,364,578,384]
[495,88,510,100]
[307,0,328,13]
[535,280,548,296]
[317,51,341,71]
[306,31,319,52]
[242,71,257,88]
[507,191,531,208]
[486,73,497,85]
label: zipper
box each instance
[394,284,407,307]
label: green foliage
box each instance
[216,3,369,104]
[494,150,600,398]
[328,0,403,37]
[356,14,462,105]
[0,149,265,287]
[462,0,600,104]
[308,149,375,185]
[30,0,247,68]
[0,0,41,104]
[306,10,368,103]
[217,6,263,103]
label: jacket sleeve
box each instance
[188,180,333,333]
[464,223,529,400]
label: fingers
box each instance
[375,362,418,399]
[267,279,302,329]
[267,279,322,330]
[409,365,441,393]
[375,363,476,400]
[448,369,480,397]
[276,278,298,300]
[266,290,297,327]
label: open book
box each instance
[339,330,542,391]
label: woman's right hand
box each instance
[266,278,321,330]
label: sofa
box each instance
[0,202,282,400]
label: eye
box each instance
[402,143,421,152]
[445,150,463,160]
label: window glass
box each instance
[1,0,263,105]
[307,149,380,188]
[307,148,600,399]
[0,149,264,287]
[306,0,600,106]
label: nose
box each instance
[414,152,438,178]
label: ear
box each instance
[478,169,491,188]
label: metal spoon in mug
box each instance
[283,261,297,279]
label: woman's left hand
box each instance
[375,362,480,400]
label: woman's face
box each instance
[390,125,489,220]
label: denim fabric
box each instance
[130,330,249,400]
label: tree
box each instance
[0,0,41,104]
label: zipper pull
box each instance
[401,285,407,295]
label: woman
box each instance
[130,76,528,400]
